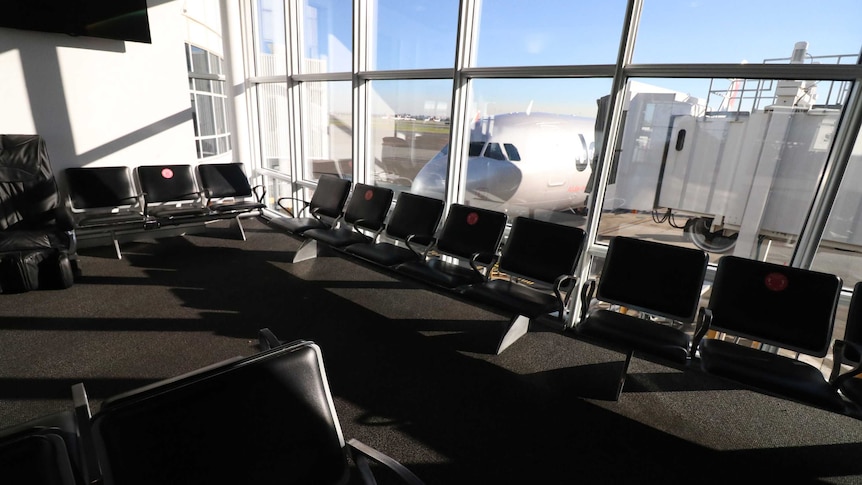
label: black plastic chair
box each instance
[197,163,266,240]
[293,183,394,263]
[276,174,352,236]
[136,164,210,224]
[461,217,586,354]
[64,166,153,259]
[830,281,862,414]
[0,383,96,485]
[79,337,425,485]
[344,191,444,268]
[698,255,848,414]
[395,203,508,290]
[576,236,708,398]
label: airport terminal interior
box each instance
[2,0,862,483]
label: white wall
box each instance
[0,1,197,175]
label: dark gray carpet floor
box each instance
[1,217,862,484]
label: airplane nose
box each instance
[410,171,446,200]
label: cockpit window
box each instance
[485,142,505,160]
[503,143,520,161]
[469,141,485,157]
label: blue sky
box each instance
[293,0,862,116]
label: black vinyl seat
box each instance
[344,191,444,267]
[394,203,507,290]
[698,255,848,414]
[136,164,210,224]
[276,174,352,236]
[197,163,267,240]
[64,166,154,259]
[0,412,82,485]
[293,183,394,263]
[460,216,586,353]
[80,337,425,485]
[576,236,708,398]
[197,162,266,215]
[830,281,862,413]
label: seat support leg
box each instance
[110,232,122,260]
[612,350,634,401]
[233,216,247,241]
[497,314,530,355]
[292,239,320,263]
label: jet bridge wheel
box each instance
[684,217,737,253]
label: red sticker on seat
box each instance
[364,189,374,200]
[764,272,789,292]
[161,168,174,179]
[466,212,479,225]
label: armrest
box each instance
[691,307,712,358]
[276,196,309,218]
[72,383,102,485]
[469,252,498,281]
[578,279,596,323]
[252,185,267,204]
[553,274,577,320]
[347,438,425,485]
[830,339,862,386]
[404,234,435,258]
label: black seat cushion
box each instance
[345,241,421,267]
[699,338,847,412]
[280,216,332,236]
[396,257,485,289]
[577,309,691,363]
[463,279,558,318]
[303,226,372,248]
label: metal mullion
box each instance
[353,0,368,184]
[571,0,644,329]
[624,63,862,81]
[285,0,304,189]
[357,68,455,80]
[445,0,481,207]
[460,64,616,79]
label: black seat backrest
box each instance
[309,174,352,219]
[708,255,841,357]
[65,167,139,209]
[342,184,394,231]
[500,217,586,285]
[0,135,61,230]
[90,341,349,485]
[0,410,82,485]
[136,165,200,203]
[385,192,444,243]
[197,163,253,198]
[597,236,708,323]
[435,204,507,260]
[841,281,862,363]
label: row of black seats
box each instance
[579,235,862,419]
[0,332,425,485]
[275,174,587,355]
[65,163,266,258]
[279,174,862,420]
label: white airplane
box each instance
[410,112,597,216]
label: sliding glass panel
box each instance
[300,81,353,181]
[636,0,862,64]
[255,0,287,76]
[369,0,459,70]
[597,75,850,267]
[811,133,862,289]
[451,78,611,226]
[257,82,291,174]
[368,79,452,196]
[473,0,626,67]
[299,0,352,74]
